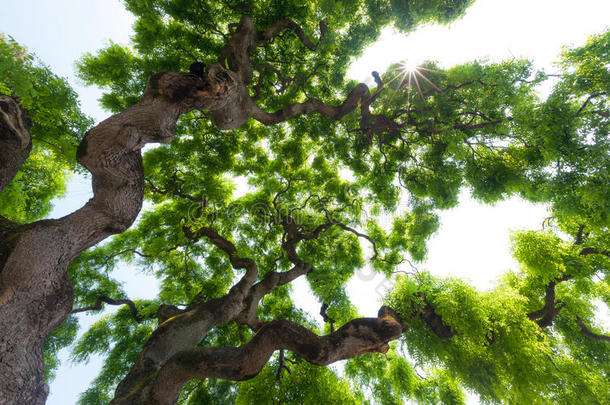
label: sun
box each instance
[388,59,439,99]
[399,59,419,73]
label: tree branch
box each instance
[414,293,458,338]
[275,349,291,380]
[320,303,335,332]
[151,315,402,404]
[257,18,327,51]
[1,65,240,405]
[183,225,259,292]
[576,92,607,115]
[575,316,610,342]
[252,62,293,100]
[527,281,567,328]
[72,296,143,323]
[579,247,610,257]
[250,82,371,125]
[0,94,32,192]
[145,170,207,203]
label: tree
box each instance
[0,35,92,222]
[0,1,608,404]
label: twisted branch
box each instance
[152,315,402,404]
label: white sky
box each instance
[1,0,609,404]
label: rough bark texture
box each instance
[0,65,238,405]
[0,94,31,192]
[150,316,403,405]
[109,222,312,404]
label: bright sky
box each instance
[1,0,609,404]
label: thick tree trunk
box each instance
[0,66,237,405]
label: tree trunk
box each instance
[0,66,238,404]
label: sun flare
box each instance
[387,59,439,99]
[400,59,420,73]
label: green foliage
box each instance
[72,303,158,404]
[236,360,363,404]
[389,0,474,32]
[30,1,608,403]
[181,379,237,404]
[382,221,610,404]
[345,350,467,405]
[0,35,92,222]
[43,316,79,382]
[542,31,610,234]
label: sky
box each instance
[1,0,609,404]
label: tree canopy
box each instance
[0,1,608,404]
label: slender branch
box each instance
[115,248,154,259]
[275,349,291,380]
[579,247,610,257]
[146,171,207,203]
[574,224,586,245]
[330,220,381,261]
[575,316,610,342]
[252,62,293,100]
[453,118,508,130]
[72,296,143,323]
[183,225,259,293]
[576,92,606,115]
[251,82,371,125]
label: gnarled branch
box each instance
[251,82,372,125]
[151,315,403,404]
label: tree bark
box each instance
[0,65,238,405]
[150,316,403,405]
[0,94,31,192]
[112,309,404,405]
